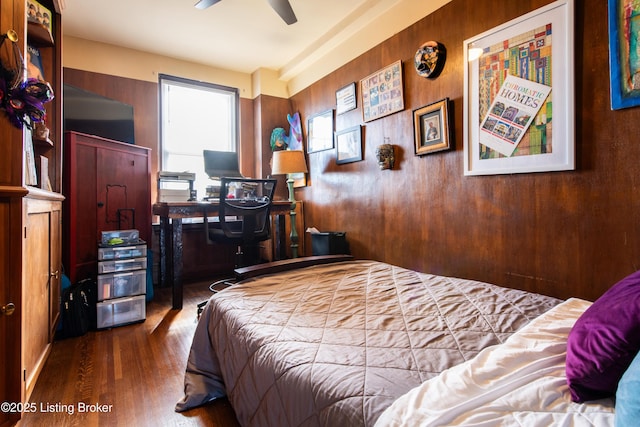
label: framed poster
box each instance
[463,0,575,176]
[608,0,640,110]
[306,109,334,153]
[335,125,362,164]
[360,60,404,122]
[336,82,357,115]
[413,98,452,156]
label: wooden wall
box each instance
[290,0,640,301]
[64,0,640,301]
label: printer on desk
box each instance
[157,171,196,202]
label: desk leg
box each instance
[158,216,169,288]
[170,218,183,310]
[274,214,286,260]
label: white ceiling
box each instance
[61,0,451,86]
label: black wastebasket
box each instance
[311,232,349,256]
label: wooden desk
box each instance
[153,200,293,309]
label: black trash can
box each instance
[311,232,350,256]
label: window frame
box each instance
[158,73,240,180]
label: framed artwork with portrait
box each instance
[413,98,451,156]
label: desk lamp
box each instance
[271,150,308,258]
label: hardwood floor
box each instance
[21,281,240,426]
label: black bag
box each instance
[58,278,97,339]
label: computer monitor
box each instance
[203,150,243,179]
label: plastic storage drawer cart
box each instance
[97,229,147,328]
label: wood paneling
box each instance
[252,94,293,201]
[290,0,640,302]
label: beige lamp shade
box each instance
[271,150,308,175]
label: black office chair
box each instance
[198,178,277,316]
[206,177,277,269]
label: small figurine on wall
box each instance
[375,143,395,170]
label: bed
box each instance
[375,298,615,426]
[175,259,623,426]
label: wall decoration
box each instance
[307,109,334,153]
[608,0,640,110]
[335,125,362,165]
[414,41,446,79]
[413,98,452,156]
[270,112,306,187]
[287,112,303,150]
[336,82,357,115]
[270,127,288,151]
[360,60,404,122]
[375,142,395,170]
[270,112,303,152]
[479,75,551,157]
[463,0,575,176]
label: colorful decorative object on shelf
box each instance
[414,41,446,79]
[270,127,288,151]
[0,31,54,129]
[270,111,303,152]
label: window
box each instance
[159,74,239,199]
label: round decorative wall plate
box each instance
[414,41,446,79]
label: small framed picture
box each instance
[336,82,357,115]
[335,125,362,164]
[307,109,334,153]
[413,98,451,156]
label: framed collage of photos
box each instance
[360,60,404,122]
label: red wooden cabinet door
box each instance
[96,148,150,238]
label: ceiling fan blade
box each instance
[266,0,297,25]
[194,0,222,10]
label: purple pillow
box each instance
[566,269,640,402]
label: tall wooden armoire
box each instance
[62,131,152,284]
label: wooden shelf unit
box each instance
[0,1,64,425]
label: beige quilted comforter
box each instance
[176,260,560,426]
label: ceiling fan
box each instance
[194,0,297,25]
